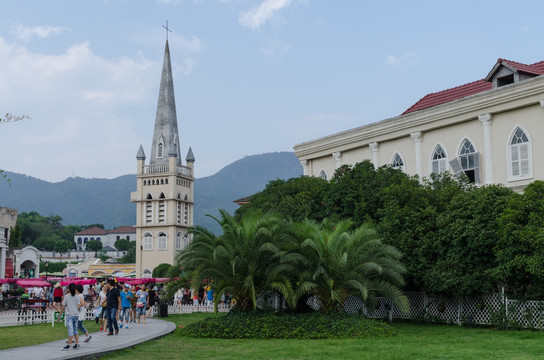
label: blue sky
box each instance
[1,0,543,182]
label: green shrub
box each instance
[179,310,397,339]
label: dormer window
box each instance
[497,74,514,87]
[158,143,163,158]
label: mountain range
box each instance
[0,151,302,234]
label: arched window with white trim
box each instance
[450,138,480,183]
[176,232,182,250]
[157,232,167,250]
[143,232,153,250]
[391,152,405,172]
[431,144,448,175]
[318,170,328,181]
[508,126,532,180]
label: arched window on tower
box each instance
[391,152,405,172]
[157,232,167,250]
[431,145,448,175]
[158,142,164,158]
[143,232,153,250]
[176,232,182,250]
[508,126,532,180]
[146,194,153,224]
[450,139,480,183]
[158,192,166,223]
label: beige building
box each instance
[294,58,544,192]
[131,39,195,278]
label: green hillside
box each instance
[0,152,302,234]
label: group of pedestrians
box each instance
[59,279,159,351]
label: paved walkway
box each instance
[0,318,177,360]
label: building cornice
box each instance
[294,76,544,159]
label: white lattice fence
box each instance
[506,299,544,329]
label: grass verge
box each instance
[3,313,544,359]
[0,319,101,350]
[103,313,544,360]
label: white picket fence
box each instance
[0,304,232,328]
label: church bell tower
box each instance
[131,38,195,278]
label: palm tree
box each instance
[280,219,409,313]
[176,209,289,311]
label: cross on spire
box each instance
[162,20,172,40]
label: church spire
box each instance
[149,39,182,166]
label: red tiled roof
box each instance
[402,59,544,115]
[74,226,108,235]
[500,58,544,76]
[109,226,136,234]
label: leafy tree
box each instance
[54,239,74,258]
[153,263,173,278]
[425,185,513,296]
[177,209,286,311]
[33,236,58,251]
[235,176,328,222]
[324,161,410,226]
[494,181,544,298]
[114,238,131,251]
[118,241,136,263]
[281,219,408,312]
[86,239,103,257]
[8,224,22,247]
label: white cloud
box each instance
[385,52,420,67]
[0,35,182,182]
[10,24,70,42]
[239,0,293,30]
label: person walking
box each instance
[136,285,148,324]
[119,284,132,329]
[95,286,108,331]
[105,279,121,335]
[60,283,84,351]
[52,282,64,316]
[129,285,138,323]
[75,285,92,343]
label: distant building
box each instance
[295,58,544,191]
[131,38,195,278]
[74,226,136,250]
[1,206,40,278]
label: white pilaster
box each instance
[332,152,342,169]
[300,160,309,176]
[410,132,423,178]
[369,142,379,168]
[479,113,494,184]
[0,241,6,278]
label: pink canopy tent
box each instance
[0,278,18,284]
[123,277,172,285]
[16,279,52,288]
[60,278,97,286]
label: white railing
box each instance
[143,164,192,176]
[0,304,231,327]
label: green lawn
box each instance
[103,313,544,360]
[2,313,544,359]
[0,319,101,350]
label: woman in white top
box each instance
[61,283,84,351]
[95,286,108,331]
